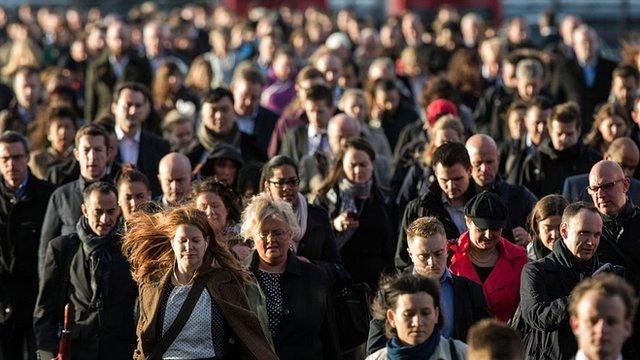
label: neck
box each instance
[447,196,466,207]
[175,263,197,285]
[468,244,499,265]
[82,170,106,183]
[258,257,287,273]
[5,176,26,191]
[121,123,138,138]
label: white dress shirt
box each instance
[115,125,141,165]
[307,125,328,155]
[575,350,622,360]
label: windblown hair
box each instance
[122,206,250,285]
[240,192,301,241]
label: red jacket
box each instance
[449,231,527,322]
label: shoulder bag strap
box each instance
[448,338,459,360]
[148,278,207,360]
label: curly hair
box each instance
[190,178,242,224]
[121,205,250,285]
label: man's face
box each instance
[550,120,580,151]
[502,63,518,89]
[466,218,502,251]
[612,76,638,107]
[571,291,632,360]
[609,149,639,179]
[74,135,108,181]
[434,163,471,202]
[118,180,151,221]
[143,25,162,57]
[573,30,597,63]
[264,164,299,207]
[588,168,629,216]
[524,107,550,145]
[14,73,41,108]
[408,234,447,279]
[0,141,29,187]
[48,118,75,154]
[304,99,333,131]
[106,23,128,56]
[201,97,236,134]
[232,80,261,117]
[213,159,238,185]
[112,89,146,133]
[81,190,120,236]
[516,77,543,102]
[158,162,191,204]
[328,120,359,155]
[315,54,342,89]
[296,78,326,102]
[469,148,498,187]
[598,116,628,144]
[560,209,602,261]
[374,88,400,114]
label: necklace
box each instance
[468,247,499,267]
[172,267,196,286]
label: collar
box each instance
[246,249,302,276]
[441,192,464,209]
[453,231,522,260]
[108,53,129,66]
[440,268,453,284]
[579,56,598,69]
[115,124,142,142]
[575,350,621,360]
[307,124,326,138]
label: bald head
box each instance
[466,134,499,188]
[158,153,192,204]
[605,137,639,178]
[328,113,360,155]
[588,160,629,216]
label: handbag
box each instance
[332,265,371,351]
[148,278,206,360]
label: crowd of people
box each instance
[0,2,639,360]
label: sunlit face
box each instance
[560,209,602,261]
[195,192,229,234]
[431,129,461,147]
[538,215,562,251]
[74,135,108,181]
[315,54,342,88]
[265,164,299,207]
[254,215,291,267]
[112,89,146,133]
[342,94,367,123]
[304,99,333,131]
[81,190,120,236]
[466,218,502,251]
[342,148,373,184]
[273,54,294,81]
[48,117,75,154]
[171,121,194,149]
[598,116,627,144]
[573,29,597,63]
[550,120,580,151]
[158,162,191,204]
[387,293,439,346]
[117,181,151,221]
[507,110,526,140]
[408,234,447,279]
[232,79,261,117]
[0,141,29,188]
[516,77,543,102]
[106,23,129,57]
[171,224,209,271]
[570,291,632,360]
[502,62,518,89]
[612,76,638,107]
[588,167,629,216]
[434,163,470,202]
[469,148,498,187]
[14,72,41,107]
[524,107,550,145]
[374,88,400,114]
[201,98,236,134]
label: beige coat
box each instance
[366,337,468,360]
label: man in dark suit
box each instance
[112,82,170,196]
[84,21,152,121]
[551,24,617,131]
[280,84,334,163]
[367,217,490,355]
[230,64,279,159]
[564,137,640,204]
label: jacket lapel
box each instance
[139,269,172,351]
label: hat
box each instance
[426,98,458,126]
[464,191,507,229]
[206,143,244,167]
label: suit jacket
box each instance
[251,106,279,158]
[551,56,617,130]
[297,203,341,266]
[116,130,170,197]
[134,268,278,360]
[279,124,310,163]
[365,271,489,355]
[84,49,153,121]
[563,174,640,204]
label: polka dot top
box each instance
[256,270,284,339]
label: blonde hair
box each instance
[1,39,43,78]
[422,115,465,166]
[240,193,301,241]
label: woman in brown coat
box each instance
[122,206,277,360]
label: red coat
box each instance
[449,231,527,322]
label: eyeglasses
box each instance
[257,229,287,240]
[268,178,300,188]
[586,179,625,194]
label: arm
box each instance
[33,240,63,357]
[468,281,491,323]
[321,280,341,360]
[366,318,387,356]
[519,263,569,331]
[39,194,61,277]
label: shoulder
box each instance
[565,174,588,186]
[452,273,483,292]
[49,233,80,252]
[141,130,169,146]
[257,106,280,121]
[365,347,387,360]
[29,176,55,192]
[434,337,468,359]
[500,239,528,261]
[307,203,330,221]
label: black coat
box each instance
[380,101,419,152]
[395,182,477,270]
[521,140,601,198]
[472,84,514,144]
[0,174,54,326]
[115,129,170,197]
[484,177,538,242]
[519,240,600,360]
[84,49,153,121]
[366,271,489,355]
[313,184,394,289]
[551,56,617,130]
[246,251,340,360]
[297,203,342,266]
[33,230,137,360]
[251,106,279,158]
[499,138,536,185]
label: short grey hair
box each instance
[240,193,301,241]
[516,58,544,81]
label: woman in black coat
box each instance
[312,138,394,289]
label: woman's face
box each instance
[598,115,628,143]
[387,292,439,346]
[48,117,75,154]
[265,164,299,207]
[255,215,291,267]
[374,88,399,113]
[171,224,209,271]
[195,192,229,234]
[343,148,373,184]
[538,215,562,251]
[343,94,366,123]
[507,110,526,140]
[432,128,461,148]
[117,181,151,221]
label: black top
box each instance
[472,264,494,283]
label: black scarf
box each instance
[552,238,599,283]
[71,217,118,311]
[197,122,241,151]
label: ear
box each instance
[110,101,117,116]
[622,177,631,194]
[386,308,396,328]
[74,147,80,161]
[569,315,580,336]
[81,203,88,217]
[560,221,569,239]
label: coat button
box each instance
[283,309,290,315]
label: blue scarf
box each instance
[387,328,441,360]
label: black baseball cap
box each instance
[464,191,507,229]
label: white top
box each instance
[115,124,141,166]
[575,350,622,360]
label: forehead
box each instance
[235,80,261,93]
[86,191,117,207]
[118,89,146,103]
[566,209,602,231]
[205,97,233,109]
[78,134,106,147]
[551,121,578,132]
[396,292,435,310]
[197,191,224,203]
[589,164,624,184]
[409,234,446,251]
[0,141,25,154]
[576,290,627,319]
[270,164,297,178]
[344,148,371,162]
[174,223,204,238]
[119,180,148,193]
[434,163,468,177]
[260,214,288,230]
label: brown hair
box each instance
[30,105,77,151]
[116,165,151,192]
[549,102,581,129]
[152,61,182,113]
[315,137,376,198]
[447,48,484,103]
[74,123,109,148]
[569,273,637,320]
[190,178,242,224]
[185,55,213,98]
[528,194,568,239]
[584,102,630,153]
[121,205,250,285]
[467,319,524,360]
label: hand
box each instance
[512,227,531,246]
[332,212,360,232]
[231,244,252,260]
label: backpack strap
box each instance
[448,338,459,360]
